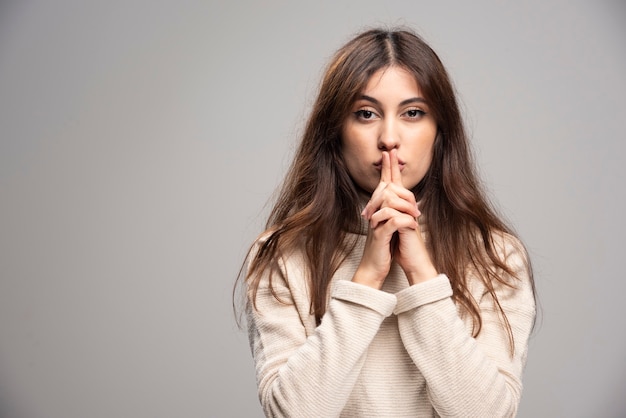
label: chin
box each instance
[403,172,427,190]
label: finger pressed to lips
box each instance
[379,150,403,185]
[362,149,420,222]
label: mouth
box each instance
[374,159,406,171]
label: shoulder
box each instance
[490,231,531,279]
[245,231,319,331]
[465,230,534,301]
[246,230,309,290]
[480,231,535,310]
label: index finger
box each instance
[380,151,392,184]
[390,149,402,186]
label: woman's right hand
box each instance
[352,150,421,289]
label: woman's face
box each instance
[341,66,438,193]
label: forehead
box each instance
[361,66,422,97]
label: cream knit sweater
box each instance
[246,227,535,417]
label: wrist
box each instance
[405,266,439,285]
[352,266,386,290]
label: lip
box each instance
[373,159,406,171]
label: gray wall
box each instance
[1,1,624,417]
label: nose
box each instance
[377,119,399,151]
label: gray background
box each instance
[1,1,624,417]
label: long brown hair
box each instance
[241,27,534,350]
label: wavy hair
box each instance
[240,27,535,352]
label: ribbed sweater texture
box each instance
[246,229,535,417]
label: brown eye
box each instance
[355,110,376,120]
[406,109,425,118]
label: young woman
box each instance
[240,27,536,417]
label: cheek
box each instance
[340,127,365,167]
[341,143,377,192]
[405,136,437,187]
[420,141,436,172]
[342,147,366,180]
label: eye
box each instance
[405,109,426,119]
[354,109,378,120]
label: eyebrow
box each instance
[358,94,427,107]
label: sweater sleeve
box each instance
[246,253,396,418]
[393,236,536,418]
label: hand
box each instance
[353,150,438,289]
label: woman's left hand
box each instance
[361,149,438,285]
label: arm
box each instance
[246,251,396,418]
[394,238,535,417]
